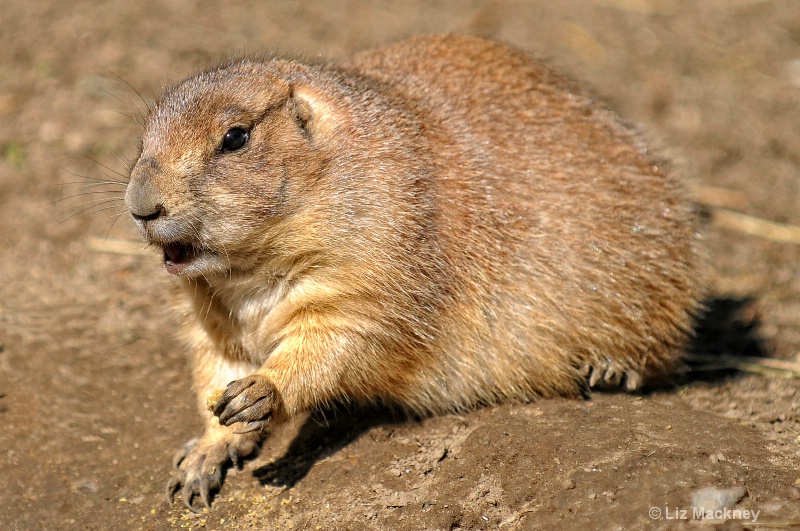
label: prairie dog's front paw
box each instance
[167,432,260,512]
[211,374,282,433]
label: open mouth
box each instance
[162,242,198,275]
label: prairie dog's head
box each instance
[125,60,340,277]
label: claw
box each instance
[588,366,602,387]
[624,370,642,391]
[200,476,212,509]
[219,407,243,426]
[172,450,185,470]
[166,429,264,511]
[172,438,198,469]
[218,397,261,426]
[222,397,269,426]
[166,465,219,513]
[229,445,240,468]
[182,483,201,513]
[583,359,643,392]
[234,419,270,435]
[166,474,182,504]
[212,378,257,418]
[603,366,622,386]
[212,375,280,429]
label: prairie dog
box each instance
[124,34,704,510]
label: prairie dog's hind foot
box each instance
[579,359,643,392]
[166,430,261,512]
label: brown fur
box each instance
[124,34,705,510]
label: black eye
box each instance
[221,127,249,152]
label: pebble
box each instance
[691,486,746,512]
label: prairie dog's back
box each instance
[348,35,702,401]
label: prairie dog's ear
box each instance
[290,85,337,141]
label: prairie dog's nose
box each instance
[126,158,165,221]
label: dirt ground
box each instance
[1,0,799,529]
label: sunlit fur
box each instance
[126,35,705,506]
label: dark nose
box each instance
[126,158,166,221]
[130,202,164,222]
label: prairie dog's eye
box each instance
[221,127,249,152]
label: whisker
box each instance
[58,164,128,187]
[56,195,125,209]
[219,240,232,279]
[67,200,127,216]
[58,191,123,201]
[101,104,140,124]
[113,151,133,172]
[51,196,124,211]
[98,87,145,125]
[99,66,152,117]
[84,155,131,182]
[104,210,130,240]
[192,277,200,301]
[58,186,126,203]
[59,180,127,188]
[80,204,129,218]
[200,273,214,325]
[60,201,127,223]
[53,199,125,219]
